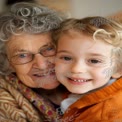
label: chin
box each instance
[67,88,87,94]
[32,80,60,89]
[42,83,60,90]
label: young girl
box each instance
[53,17,122,121]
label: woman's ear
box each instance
[9,63,15,73]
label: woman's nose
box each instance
[71,61,87,74]
[33,54,49,69]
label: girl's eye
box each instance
[63,57,72,61]
[89,59,101,64]
[59,56,72,61]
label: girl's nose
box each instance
[71,61,87,74]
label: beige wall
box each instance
[0,0,6,13]
[70,0,122,18]
[0,0,122,19]
[35,0,71,12]
[35,0,71,17]
[36,0,122,18]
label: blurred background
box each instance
[0,0,122,19]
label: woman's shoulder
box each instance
[0,74,42,122]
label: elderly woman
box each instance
[0,2,65,122]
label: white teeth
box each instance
[73,79,86,82]
[43,74,47,76]
[35,74,47,77]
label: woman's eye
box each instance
[45,46,55,52]
[17,53,28,58]
[47,47,54,51]
[41,46,56,57]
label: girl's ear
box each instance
[112,71,122,79]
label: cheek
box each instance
[49,56,55,63]
[101,67,115,78]
[12,64,31,75]
[13,65,34,86]
[55,63,62,75]
[55,63,67,77]
[92,67,113,81]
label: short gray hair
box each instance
[0,2,65,75]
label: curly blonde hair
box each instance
[53,16,122,73]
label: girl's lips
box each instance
[68,77,92,84]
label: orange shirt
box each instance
[62,78,122,122]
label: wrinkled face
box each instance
[6,33,60,89]
[55,32,119,94]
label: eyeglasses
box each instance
[9,44,56,65]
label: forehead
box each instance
[6,33,52,53]
[57,32,114,56]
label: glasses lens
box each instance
[40,45,56,57]
[11,53,33,64]
[10,45,56,65]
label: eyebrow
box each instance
[57,50,70,53]
[12,49,30,53]
[12,43,51,53]
[39,43,51,50]
[88,53,106,57]
[57,50,107,58]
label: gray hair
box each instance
[0,2,65,75]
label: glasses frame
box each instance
[8,44,56,65]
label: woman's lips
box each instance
[33,69,55,77]
[29,68,55,77]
